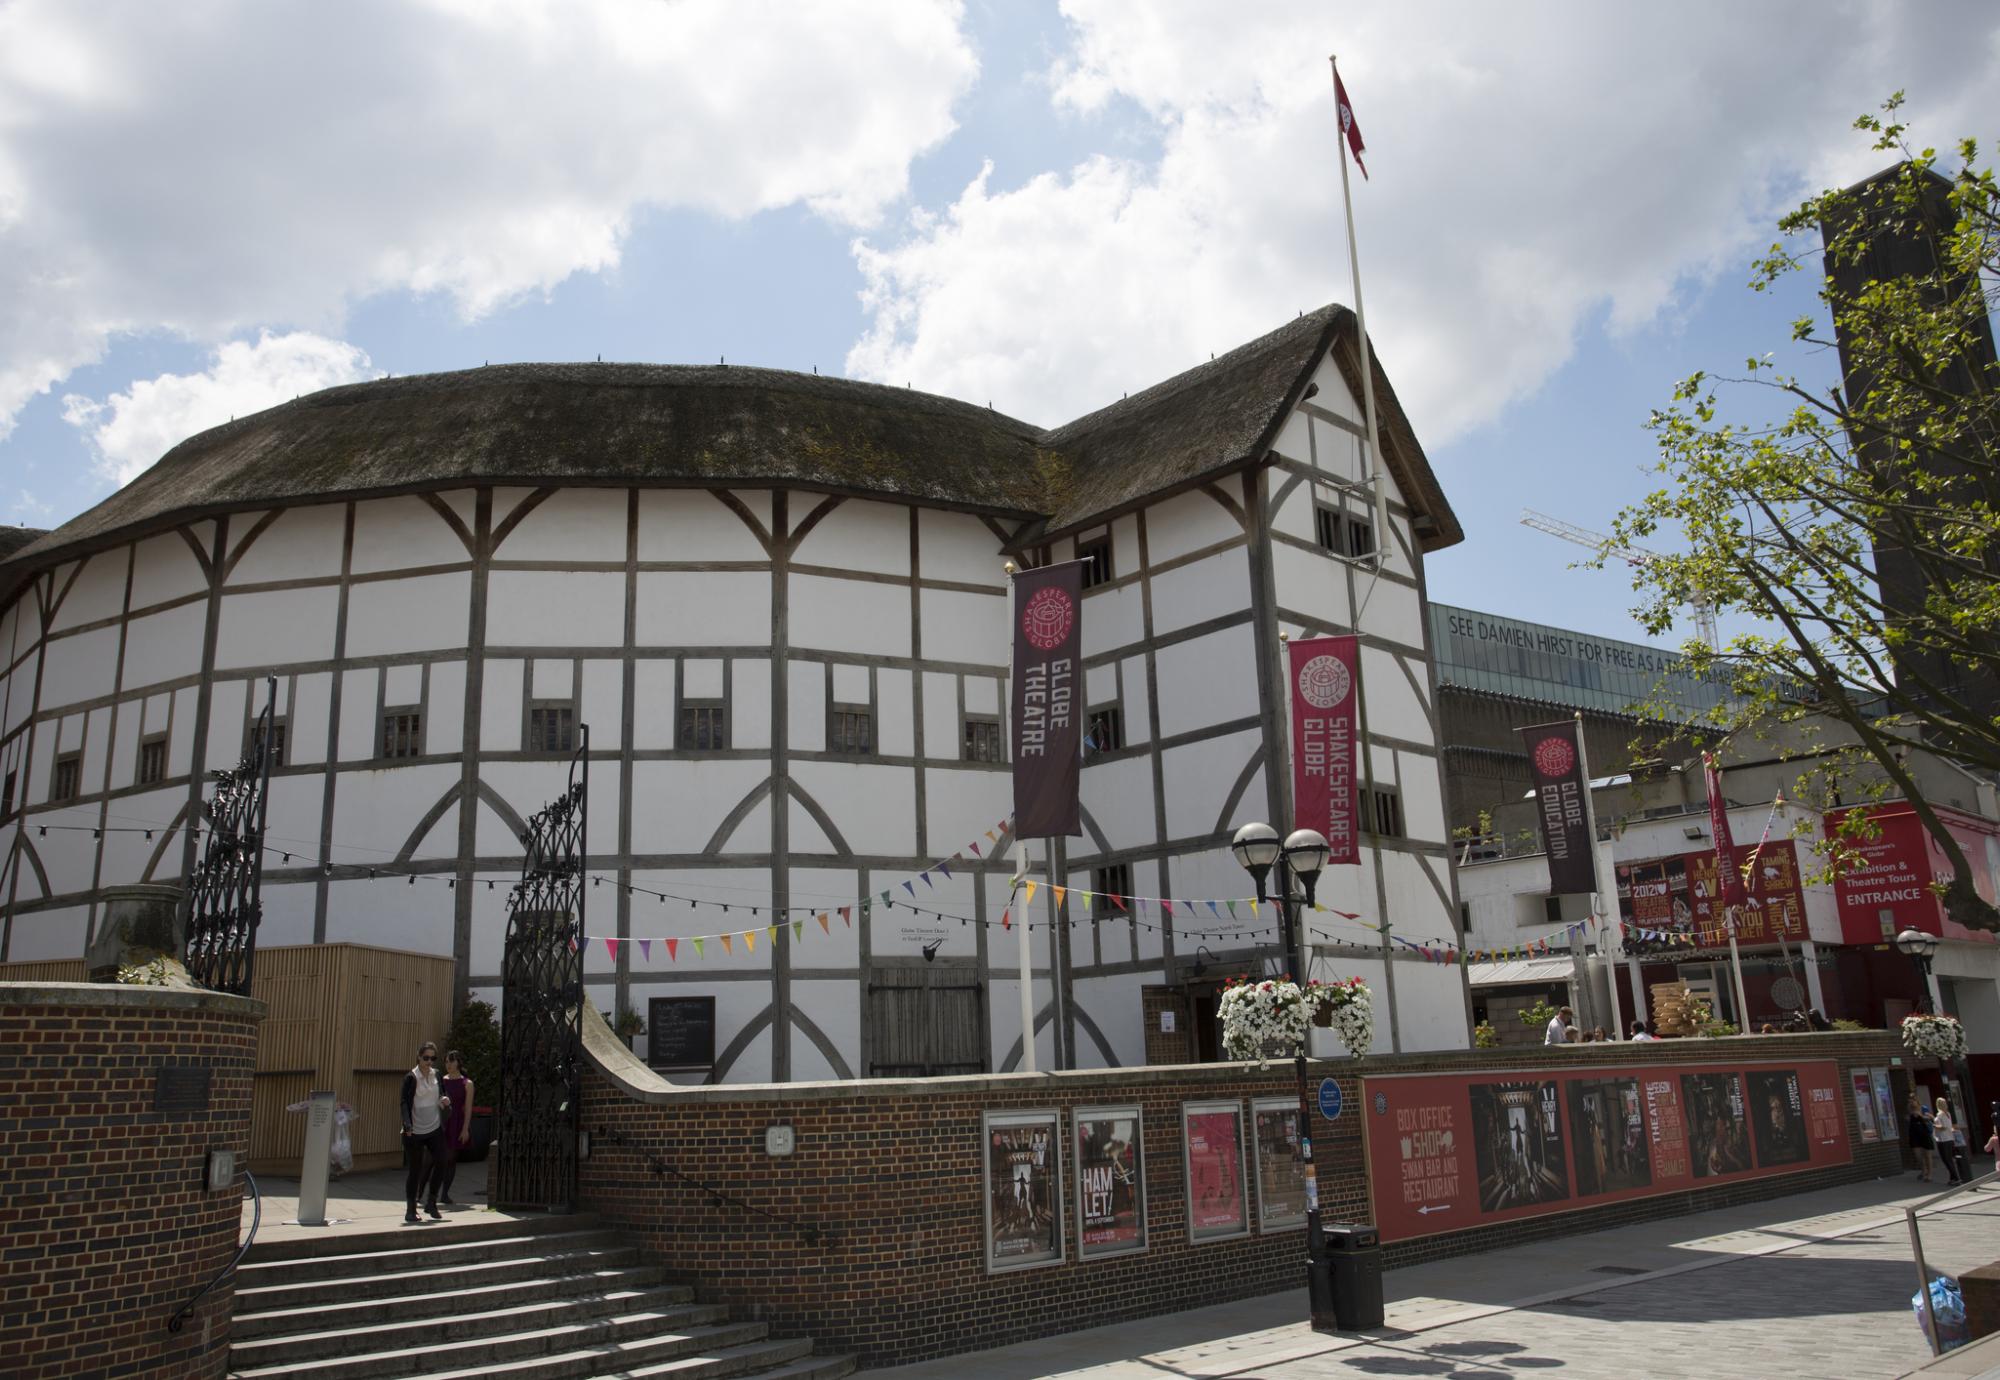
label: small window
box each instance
[1345,515,1376,559]
[52,752,81,804]
[1086,705,1125,754]
[1542,895,1565,926]
[1314,504,1341,554]
[526,703,576,755]
[678,701,727,752]
[1366,787,1404,838]
[1091,863,1132,918]
[247,719,286,769]
[963,717,1004,764]
[137,736,167,786]
[382,710,422,760]
[829,705,873,756]
[1078,535,1113,590]
[1,769,15,818]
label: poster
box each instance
[1567,1076,1651,1197]
[1364,1061,1852,1242]
[1471,1081,1570,1212]
[1870,1068,1898,1143]
[1183,1101,1248,1241]
[983,1110,1063,1271]
[1851,1071,1881,1144]
[1074,1106,1145,1258]
[1619,843,1807,949]
[1252,1098,1308,1230]
[1746,1069,1809,1168]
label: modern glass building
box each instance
[1427,604,1736,720]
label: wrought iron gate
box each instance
[493,726,589,1212]
[182,676,276,995]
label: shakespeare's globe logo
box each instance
[1021,587,1074,650]
[1532,735,1577,778]
[1296,655,1352,710]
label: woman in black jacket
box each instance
[1909,1093,1938,1184]
[400,1041,451,1223]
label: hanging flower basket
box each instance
[1218,977,1308,1061]
[1903,1013,1967,1062]
[1309,977,1375,1059]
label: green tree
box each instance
[444,998,501,1109]
[1611,95,2000,931]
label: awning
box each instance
[1467,956,1577,988]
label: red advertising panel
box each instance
[1827,804,2000,945]
[1289,637,1360,865]
[1617,842,1805,950]
[1364,1060,1850,1243]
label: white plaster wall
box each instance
[790,575,909,659]
[637,488,770,562]
[918,588,1007,666]
[119,602,205,691]
[487,572,625,647]
[636,572,770,647]
[226,505,345,585]
[47,552,127,632]
[791,500,910,577]
[350,497,472,573]
[1146,554,1247,639]
[493,488,628,562]
[1154,623,1258,739]
[347,573,472,657]
[129,529,210,606]
[215,587,340,671]
[1142,490,1244,565]
[917,509,1005,585]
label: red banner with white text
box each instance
[1363,1060,1850,1242]
[1289,636,1360,865]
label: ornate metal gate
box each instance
[182,676,276,995]
[493,725,589,1212]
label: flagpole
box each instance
[1015,842,1036,1073]
[1329,55,1391,572]
[1571,712,1623,1039]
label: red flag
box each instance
[1334,70,1368,179]
[1704,753,1748,908]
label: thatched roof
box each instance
[0,526,46,562]
[3,307,1459,583]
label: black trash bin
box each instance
[1324,1223,1385,1330]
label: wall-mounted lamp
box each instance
[1683,825,1707,840]
[1191,944,1217,979]
[921,938,944,963]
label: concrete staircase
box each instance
[227,1212,853,1380]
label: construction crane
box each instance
[1519,508,1719,650]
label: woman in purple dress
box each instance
[438,1050,474,1207]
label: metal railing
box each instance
[1908,1166,1996,1355]
[169,1170,260,1333]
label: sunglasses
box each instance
[419,1053,435,1061]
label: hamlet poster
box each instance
[1074,1106,1145,1257]
[983,1110,1063,1272]
[1183,1101,1248,1241]
[1252,1098,1308,1229]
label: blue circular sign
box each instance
[1317,1077,1343,1121]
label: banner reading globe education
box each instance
[1363,1061,1850,1242]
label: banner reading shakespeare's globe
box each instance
[1010,560,1085,838]
[1288,635,1359,865]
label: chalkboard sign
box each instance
[648,996,716,1070]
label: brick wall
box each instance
[575,1023,1906,1368]
[0,982,262,1380]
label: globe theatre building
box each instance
[0,305,1470,1081]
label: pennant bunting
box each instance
[721,933,734,955]
[665,938,678,962]
[742,929,755,954]
[817,913,830,934]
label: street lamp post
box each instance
[1232,821,1337,1332]
[1896,928,1944,1014]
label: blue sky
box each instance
[4,0,1996,649]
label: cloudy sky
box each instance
[3,0,1996,644]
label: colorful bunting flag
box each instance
[666,938,678,962]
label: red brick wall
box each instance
[0,983,261,1380]
[577,1030,1905,1368]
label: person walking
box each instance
[1935,1099,1968,1185]
[1909,1094,1938,1184]
[437,1050,474,1208]
[1630,1020,1656,1041]
[1545,1006,1573,1046]
[400,1041,450,1223]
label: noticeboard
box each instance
[647,996,716,1070]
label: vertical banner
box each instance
[1011,562,1085,837]
[1703,754,1748,908]
[1288,635,1360,865]
[1519,720,1594,894]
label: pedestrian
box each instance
[1935,1099,1968,1184]
[1631,1020,1656,1042]
[1590,1026,1607,1043]
[1545,1006,1573,1046]
[437,1049,473,1208]
[1909,1094,1938,1183]
[400,1040,450,1223]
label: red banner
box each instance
[1289,636,1359,865]
[1827,803,2000,945]
[1704,755,1747,909]
[1363,1060,1851,1242]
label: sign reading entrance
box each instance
[646,996,716,1071]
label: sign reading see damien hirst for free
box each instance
[1010,562,1084,838]
[1289,636,1359,865]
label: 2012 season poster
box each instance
[1074,1106,1145,1258]
[1252,1099,1308,1230]
[984,1110,1063,1271]
[1183,1101,1248,1241]
[1365,1061,1850,1242]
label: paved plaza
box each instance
[873,1176,2000,1379]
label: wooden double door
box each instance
[866,962,988,1078]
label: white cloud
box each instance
[64,332,376,485]
[849,2,2000,437]
[0,0,978,440]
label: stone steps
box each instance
[227,1213,852,1380]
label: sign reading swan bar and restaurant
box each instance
[1289,635,1359,865]
[1011,561,1085,838]
[1519,719,1594,894]
[1363,1060,1851,1243]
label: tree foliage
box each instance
[1611,95,2000,930]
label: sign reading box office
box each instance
[1363,1060,1852,1243]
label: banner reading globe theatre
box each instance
[1288,636,1360,865]
[1011,561,1085,837]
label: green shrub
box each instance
[1474,1021,1500,1049]
[445,998,501,1110]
